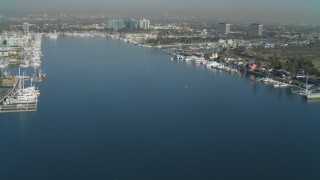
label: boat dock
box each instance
[0,79,18,103]
[14,75,30,80]
[0,87,14,103]
[0,102,38,113]
[0,78,39,113]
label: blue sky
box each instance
[1,0,319,24]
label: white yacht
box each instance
[22,86,40,96]
[192,57,205,64]
[273,82,289,88]
[30,60,41,67]
[175,54,185,60]
[261,77,277,84]
[4,70,40,105]
[184,56,193,61]
[208,61,219,68]
[48,33,58,39]
[5,91,38,105]
[216,64,225,70]
[19,60,30,68]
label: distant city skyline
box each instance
[1,0,320,24]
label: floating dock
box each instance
[0,80,18,103]
[0,102,38,113]
[0,78,39,113]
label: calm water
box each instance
[1,37,320,180]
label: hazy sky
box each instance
[1,0,319,24]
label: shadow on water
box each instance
[18,113,29,149]
[305,98,320,104]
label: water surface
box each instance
[1,37,320,180]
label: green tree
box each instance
[286,58,298,75]
[270,55,282,69]
[255,57,262,68]
[297,58,314,74]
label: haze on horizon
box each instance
[1,0,319,24]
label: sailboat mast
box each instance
[22,72,25,91]
[304,70,309,94]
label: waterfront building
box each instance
[217,23,232,34]
[107,19,125,31]
[23,23,30,33]
[5,36,30,47]
[0,47,23,57]
[248,23,263,36]
[108,18,150,31]
[138,19,150,30]
[124,19,138,29]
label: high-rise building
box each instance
[138,19,150,30]
[107,19,125,31]
[248,23,263,36]
[124,19,138,29]
[108,18,150,31]
[217,23,231,34]
[23,22,30,33]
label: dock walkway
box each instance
[0,79,38,113]
[0,102,38,113]
[0,79,18,103]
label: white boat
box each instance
[30,60,41,67]
[216,64,225,70]
[4,70,40,105]
[184,56,193,61]
[5,98,37,105]
[261,77,277,84]
[192,57,205,64]
[22,86,40,96]
[48,33,58,39]
[175,54,185,60]
[273,81,289,88]
[5,92,38,105]
[19,60,30,68]
[16,92,37,100]
[279,83,289,88]
[208,61,219,68]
